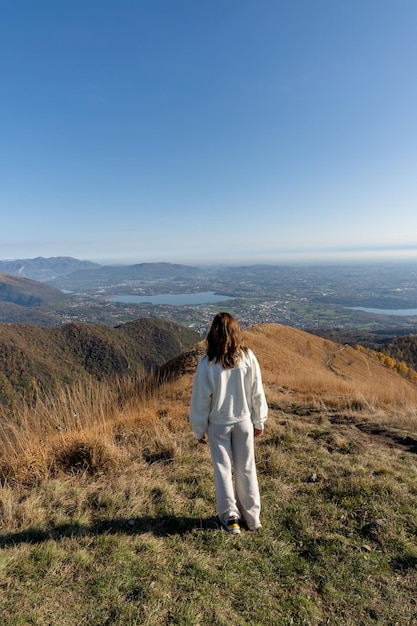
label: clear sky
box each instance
[1,0,416,265]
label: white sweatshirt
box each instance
[189,348,268,440]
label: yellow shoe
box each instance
[225,517,241,534]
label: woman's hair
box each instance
[206,312,248,368]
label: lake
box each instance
[110,291,234,306]
[347,307,417,317]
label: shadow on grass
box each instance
[0,515,221,548]
[390,553,417,571]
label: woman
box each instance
[190,312,268,534]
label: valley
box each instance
[48,261,417,335]
[2,259,417,364]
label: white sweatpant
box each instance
[207,419,261,530]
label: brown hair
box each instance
[206,312,248,368]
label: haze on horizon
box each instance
[1,1,417,266]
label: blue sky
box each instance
[1,0,416,265]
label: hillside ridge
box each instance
[160,322,417,409]
[156,323,417,458]
[0,273,69,307]
[0,318,201,407]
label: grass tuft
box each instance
[51,436,115,476]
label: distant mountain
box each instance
[0,257,101,282]
[0,318,201,407]
[0,273,70,308]
[47,262,202,293]
[0,272,80,325]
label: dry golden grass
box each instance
[1,323,416,489]
[0,369,194,487]
[243,323,417,409]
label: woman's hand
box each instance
[254,428,263,439]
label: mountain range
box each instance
[0,256,101,282]
[0,256,202,291]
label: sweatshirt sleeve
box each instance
[249,350,268,430]
[189,356,212,439]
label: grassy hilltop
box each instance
[1,323,417,625]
